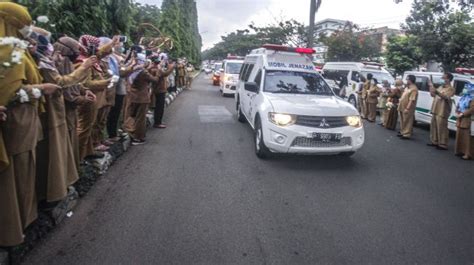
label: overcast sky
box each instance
[137,0,414,50]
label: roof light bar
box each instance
[262,44,315,54]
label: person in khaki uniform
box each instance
[123,54,161,145]
[360,73,373,119]
[355,75,366,114]
[398,75,419,139]
[367,79,381,122]
[0,2,61,246]
[454,84,474,160]
[427,72,455,150]
[32,27,97,202]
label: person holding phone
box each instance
[454,84,474,160]
[427,72,455,150]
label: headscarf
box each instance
[128,53,146,85]
[99,37,119,76]
[458,83,474,113]
[31,27,56,71]
[0,2,42,172]
[78,34,101,72]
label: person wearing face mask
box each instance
[361,73,373,119]
[107,41,134,141]
[384,79,403,130]
[0,2,62,247]
[454,84,474,160]
[75,35,116,159]
[367,78,381,122]
[123,53,160,145]
[398,75,419,139]
[31,27,97,203]
[54,36,97,168]
[427,72,455,150]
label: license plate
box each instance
[311,133,342,142]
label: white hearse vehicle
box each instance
[220,58,243,96]
[402,71,474,135]
[235,44,365,158]
[322,62,395,107]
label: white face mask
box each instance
[18,25,33,38]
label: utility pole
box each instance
[307,0,321,48]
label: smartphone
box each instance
[119,36,127,43]
[88,45,96,56]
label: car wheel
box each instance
[254,117,271,159]
[348,96,357,108]
[236,100,246,123]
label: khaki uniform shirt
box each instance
[431,84,455,118]
[128,70,160,104]
[398,84,418,112]
[367,84,381,104]
[457,100,474,129]
[361,80,371,99]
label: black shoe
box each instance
[426,143,437,147]
[397,133,403,137]
[132,139,146,146]
[400,136,410,140]
[436,146,448,150]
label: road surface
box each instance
[24,73,474,265]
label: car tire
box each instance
[348,95,357,108]
[254,117,271,159]
[236,100,246,123]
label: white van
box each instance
[219,59,243,96]
[402,71,474,135]
[235,44,365,158]
[322,62,395,107]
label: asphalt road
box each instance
[24,74,474,265]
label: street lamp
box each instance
[308,0,322,48]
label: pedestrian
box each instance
[454,84,474,160]
[177,60,186,88]
[378,80,391,126]
[123,53,160,145]
[384,79,403,130]
[427,72,455,150]
[185,63,194,89]
[151,59,175,129]
[361,73,373,119]
[356,75,366,114]
[0,2,60,246]
[367,78,380,122]
[398,75,419,140]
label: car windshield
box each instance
[264,70,334,95]
[361,71,395,85]
[226,62,242,74]
[214,63,222,70]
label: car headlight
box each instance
[346,115,362,127]
[268,112,296,126]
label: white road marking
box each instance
[198,105,233,123]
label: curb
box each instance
[3,84,186,264]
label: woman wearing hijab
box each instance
[0,2,61,247]
[454,84,474,160]
[123,53,160,145]
[54,36,97,168]
[384,79,403,130]
[75,35,117,159]
[32,27,97,203]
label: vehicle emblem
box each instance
[319,118,330,128]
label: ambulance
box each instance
[402,71,474,135]
[322,62,395,107]
[219,57,243,96]
[235,44,365,158]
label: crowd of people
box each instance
[0,2,195,247]
[357,72,474,160]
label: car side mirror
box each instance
[219,68,224,73]
[244,82,259,93]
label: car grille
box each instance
[295,115,348,128]
[291,137,352,148]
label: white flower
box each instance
[17,89,30,103]
[111,75,120,83]
[31,88,42,99]
[37,16,49,23]
[107,69,114,76]
[11,50,24,64]
[3,62,11,67]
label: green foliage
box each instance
[385,35,422,76]
[403,0,474,71]
[202,19,307,60]
[322,23,381,62]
